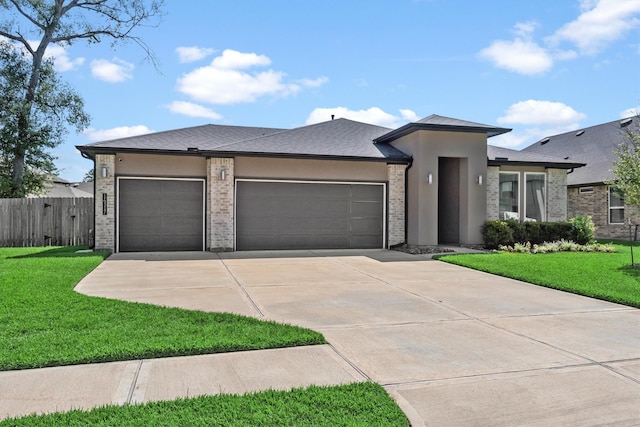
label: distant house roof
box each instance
[28,176,93,198]
[373,114,511,144]
[522,117,639,186]
[487,145,584,169]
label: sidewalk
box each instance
[0,345,366,421]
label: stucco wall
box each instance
[390,130,487,246]
[115,153,206,177]
[234,157,388,181]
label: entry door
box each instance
[438,158,460,244]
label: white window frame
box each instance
[524,172,547,222]
[608,186,625,224]
[579,186,594,194]
[498,172,520,221]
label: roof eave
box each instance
[374,123,512,144]
[488,160,586,169]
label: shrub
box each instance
[498,239,615,254]
[482,221,514,249]
[482,220,573,248]
[570,215,596,244]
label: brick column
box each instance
[94,154,115,251]
[387,164,406,247]
[547,168,567,222]
[207,157,235,251]
[486,166,500,220]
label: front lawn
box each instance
[438,242,640,308]
[0,247,325,371]
[0,382,409,427]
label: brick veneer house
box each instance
[77,114,581,252]
[524,116,640,239]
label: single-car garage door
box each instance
[118,178,204,252]
[236,180,384,250]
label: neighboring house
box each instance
[29,176,94,198]
[76,114,580,252]
[523,117,640,239]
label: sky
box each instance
[10,0,640,181]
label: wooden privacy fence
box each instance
[0,197,93,247]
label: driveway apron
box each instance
[16,250,640,425]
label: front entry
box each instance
[438,157,460,244]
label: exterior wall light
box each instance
[220,169,226,180]
[477,174,483,185]
[101,165,108,178]
[427,172,433,184]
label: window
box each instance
[609,187,625,224]
[499,172,519,220]
[579,186,593,194]
[525,173,546,222]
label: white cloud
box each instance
[491,100,587,149]
[621,106,640,118]
[166,101,222,120]
[550,0,640,55]
[84,125,153,142]
[175,46,215,63]
[305,107,417,128]
[176,49,327,104]
[11,39,84,72]
[478,22,553,75]
[498,100,586,127]
[91,58,134,83]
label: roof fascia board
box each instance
[488,160,585,169]
[374,123,512,144]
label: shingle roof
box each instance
[487,145,584,169]
[77,119,411,162]
[373,114,511,143]
[214,118,408,160]
[78,124,287,154]
[522,117,639,185]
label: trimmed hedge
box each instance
[482,219,574,249]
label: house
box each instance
[76,114,581,252]
[523,116,640,239]
[28,176,93,198]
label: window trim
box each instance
[524,172,547,222]
[579,186,594,194]
[499,171,520,221]
[608,186,625,225]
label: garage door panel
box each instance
[118,179,204,252]
[236,181,383,250]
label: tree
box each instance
[82,168,94,182]
[0,40,89,196]
[0,0,164,197]
[610,119,640,210]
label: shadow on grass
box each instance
[9,246,110,260]
[618,264,640,278]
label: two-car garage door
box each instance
[117,178,384,252]
[235,180,385,250]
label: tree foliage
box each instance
[0,0,164,197]
[0,41,89,196]
[610,121,640,208]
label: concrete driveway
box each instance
[35,250,640,424]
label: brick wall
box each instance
[547,168,567,222]
[207,157,235,251]
[485,166,500,221]
[387,164,406,246]
[94,154,115,251]
[568,184,640,239]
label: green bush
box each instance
[481,221,514,249]
[482,220,573,248]
[570,215,596,244]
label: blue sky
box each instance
[24,0,640,181]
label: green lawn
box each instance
[0,246,325,371]
[438,241,640,308]
[0,382,409,427]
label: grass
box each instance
[0,246,325,371]
[0,382,409,426]
[438,241,640,308]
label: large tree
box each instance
[610,119,640,210]
[0,40,89,196]
[0,0,164,197]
